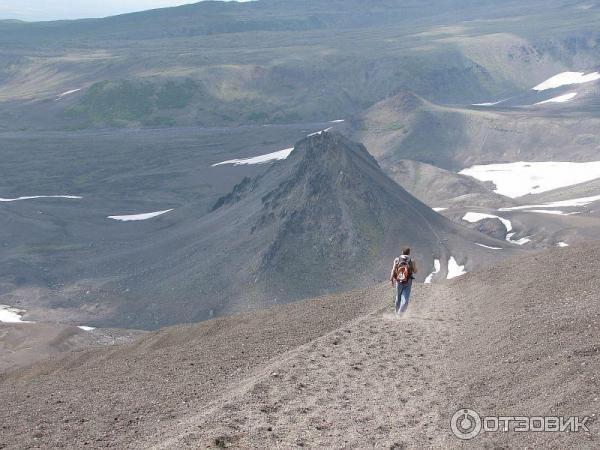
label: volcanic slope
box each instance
[1,243,598,448]
[0,323,145,372]
[350,89,600,171]
[386,159,513,209]
[518,177,600,204]
[82,132,508,329]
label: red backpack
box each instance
[394,256,412,284]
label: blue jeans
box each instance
[395,279,413,314]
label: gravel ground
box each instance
[0,324,145,373]
[1,243,599,448]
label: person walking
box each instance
[390,247,417,315]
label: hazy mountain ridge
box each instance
[2,1,600,130]
[0,0,569,41]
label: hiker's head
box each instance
[402,247,411,256]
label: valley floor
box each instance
[1,244,599,449]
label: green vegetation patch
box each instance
[66,78,200,127]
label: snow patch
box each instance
[432,207,448,212]
[447,257,467,279]
[460,161,600,198]
[424,259,441,284]
[307,127,333,137]
[57,88,82,98]
[521,209,575,215]
[463,212,530,245]
[462,212,513,232]
[0,305,33,323]
[330,119,345,123]
[506,233,531,245]
[475,243,503,250]
[472,97,511,107]
[499,194,600,211]
[78,326,96,331]
[534,92,577,105]
[0,195,82,202]
[533,71,600,91]
[556,242,569,247]
[108,209,173,222]
[212,148,294,166]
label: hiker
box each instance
[390,248,417,315]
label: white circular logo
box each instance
[451,408,482,440]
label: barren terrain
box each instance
[1,243,598,448]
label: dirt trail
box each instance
[145,284,455,448]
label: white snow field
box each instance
[212,148,294,167]
[447,257,467,279]
[108,209,173,222]
[534,92,577,105]
[0,305,33,323]
[424,259,441,284]
[499,194,600,211]
[460,162,600,198]
[533,71,600,91]
[474,243,503,250]
[0,195,82,202]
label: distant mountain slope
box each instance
[2,1,600,130]
[474,68,600,109]
[383,159,513,209]
[350,88,600,170]
[0,0,575,42]
[519,177,600,203]
[2,243,598,448]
